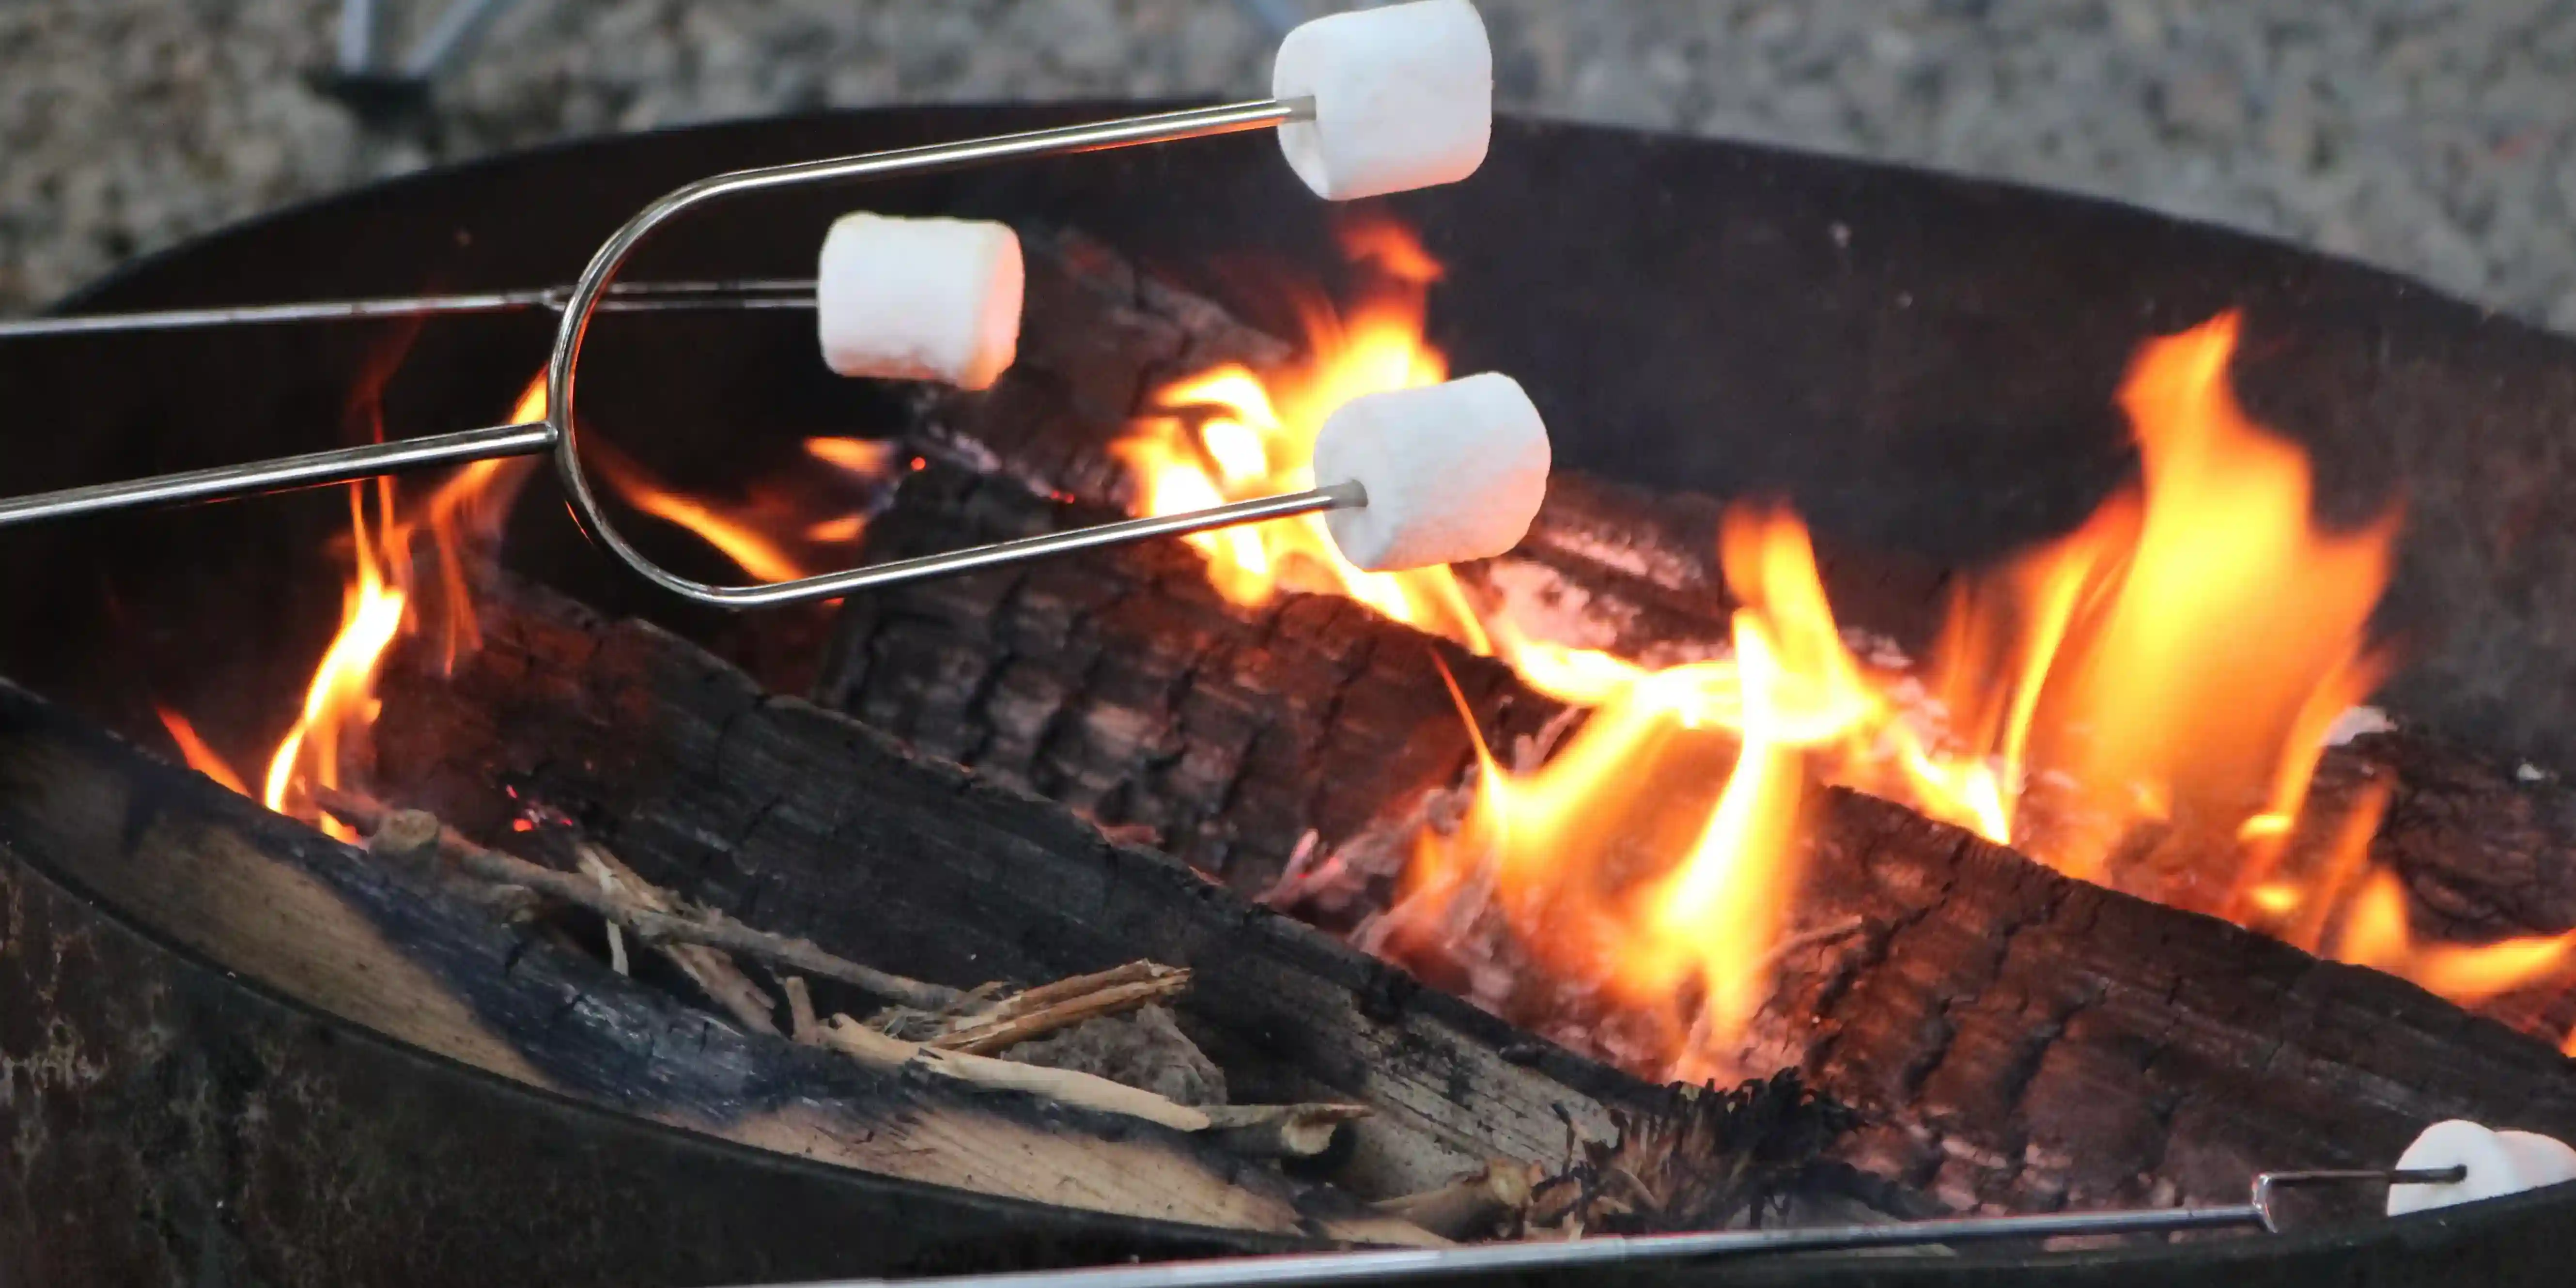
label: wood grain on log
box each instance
[1762,789,2576,1218]
[818,462,1557,896]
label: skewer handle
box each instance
[735,1166,2472,1288]
[0,280,817,340]
[0,421,557,529]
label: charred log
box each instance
[0,677,1416,1242]
[808,454,2576,1218]
[366,572,1862,1208]
[1765,788,2576,1216]
[817,461,1558,895]
[375,563,2576,1224]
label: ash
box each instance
[5,2,2576,331]
[1009,1003,1228,1107]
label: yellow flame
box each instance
[159,375,544,838]
[2333,868,2576,1004]
[1117,240,2576,1066]
[1111,217,1490,653]
[590,435,902,585]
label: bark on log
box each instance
[0,677,1406,1242]
[1764,788,2576,1217]
[366,573,1741,1202]
[817,461,1559,896]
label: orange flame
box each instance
[155,708,252,798]
[2332,867,2576,1004]
[588,435,902,585]
[1118,228,2571,1068]
[1112,217,1490,653]
[2017,314,2400,890]
[157,375,543,838]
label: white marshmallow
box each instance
[2386,1119,2576,1216]
[1311,372,1548,572]
[815,212,1023,390]
[1272,0,1492,201]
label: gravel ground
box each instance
[3,1,2574,328]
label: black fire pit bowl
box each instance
[6,103,2576,1287]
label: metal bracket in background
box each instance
[313,0,529,126]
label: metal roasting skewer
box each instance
[0,279,821,339]
[725,1168,2467,1288]
[0,97,1327,610]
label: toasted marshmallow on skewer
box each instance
[1272,0,1493,201]
[815,213,1023,390]
[2387,1119,2576,1215]
[1310,372,1548,572]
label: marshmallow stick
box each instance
[815,213,1023,390]
[1310,372,1550,572]
[1272,0,1493,200]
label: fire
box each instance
[2011,314,2399,893]
[1112,217,1490,652]
[1117,225,2574,1069]
[159,370,903,836]
[2333,868,2576,1004]
[588,435,902,584]
[159,376,543,838]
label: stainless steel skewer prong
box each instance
[721,1167,2471,1288]
[0,98,1367,609]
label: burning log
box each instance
[365,572,1857,1206]
[0,679,1425,1241]
[806,456,2576,1218]
[1773,788,2576,1215]
[921,229,2576,1005]
[366,560,2576,1223]
[819,460,1554,896]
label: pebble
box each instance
[4,0,2575,333]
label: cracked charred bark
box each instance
[816,461,1559,896]
[1767,789,2576,1216]
[368,573,1693,1202]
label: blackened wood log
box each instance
[931,227,1293,507]
[817,462,1559,896]
[0,678,1393,1243]
[365,573,1716,1202]
[1760,788,2576,1218]
[804,461,2576,1216]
